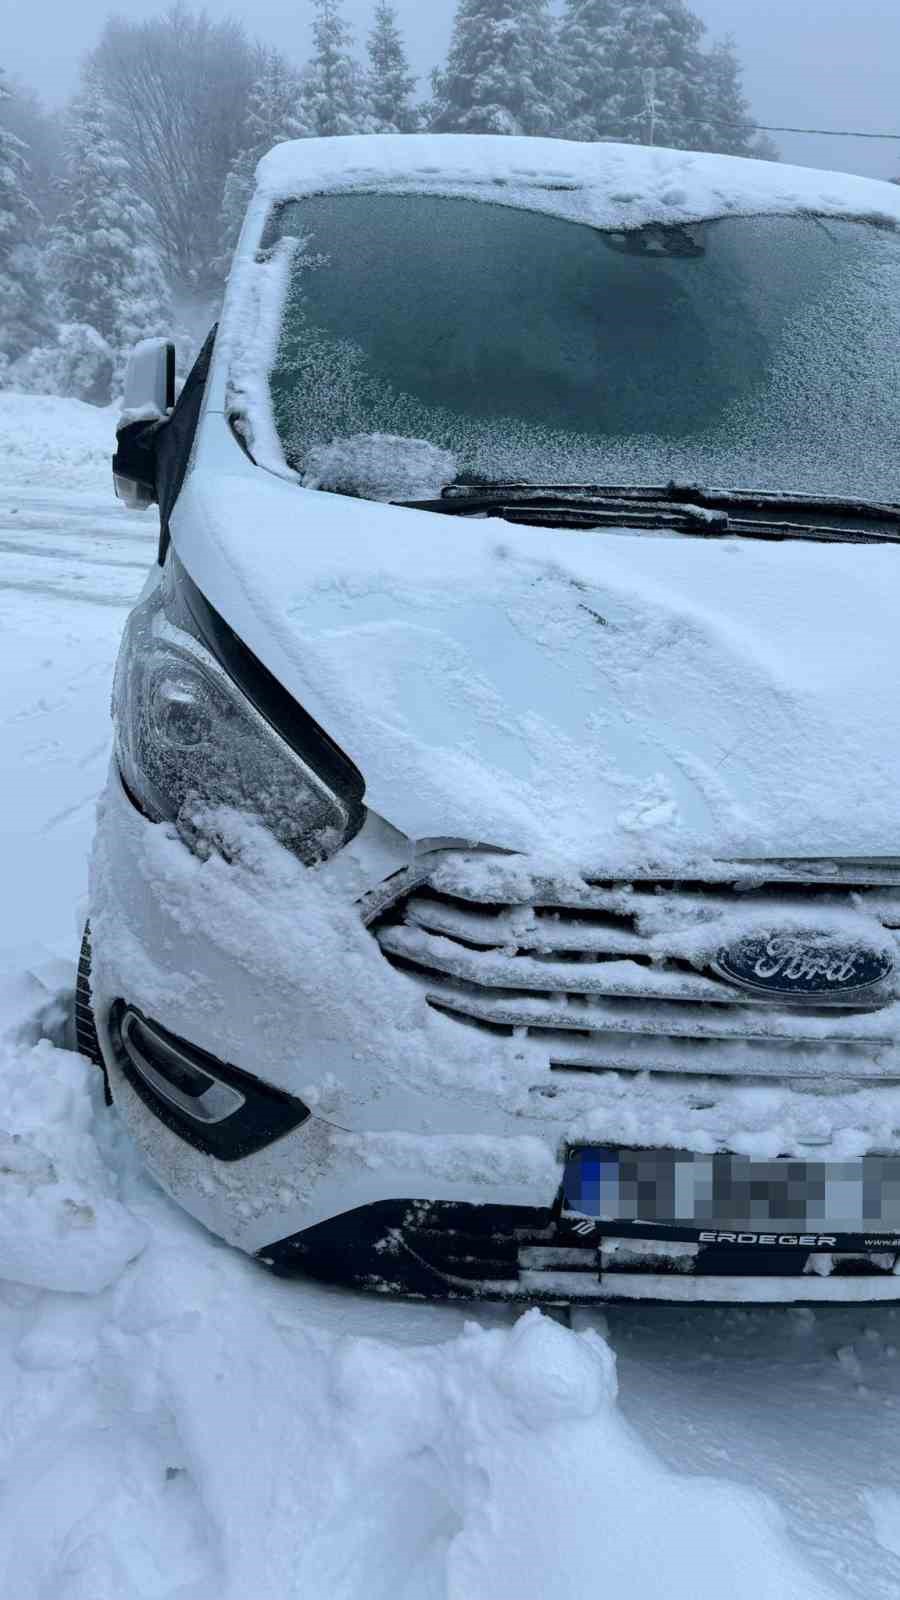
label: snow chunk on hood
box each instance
[302,434,457,502]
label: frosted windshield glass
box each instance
[265,194,900,500]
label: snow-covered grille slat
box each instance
[410,981,896,1045]
[379,924,892,1012]
[381,925,740,1004]
[372,862,900,1068]
[539,1033,898,1081]
[427,857,900,899]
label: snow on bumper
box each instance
[89,772,564,1250]
[90,770,900,1259]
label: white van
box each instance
[81,134,900,1303]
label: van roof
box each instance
[254,133,900,234]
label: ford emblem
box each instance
[713,931,894,998]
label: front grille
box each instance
[371,856,900,1081]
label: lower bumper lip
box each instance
[258,1198,900,1303]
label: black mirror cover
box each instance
[113,419,162,509]
[155,326,217,560]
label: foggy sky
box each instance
[5,0,900,182]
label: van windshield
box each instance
[262,193,900,502]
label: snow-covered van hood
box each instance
[173,462,900,867]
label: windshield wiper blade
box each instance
[440,481,900,519]
[395,481,900,543]
[398,486,729,530]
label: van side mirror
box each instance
[122,337,176,423]
[113,338,176,510]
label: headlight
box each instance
[113,557,365,864]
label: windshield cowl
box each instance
[392,482,900,544]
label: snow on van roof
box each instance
[254,133,900,233]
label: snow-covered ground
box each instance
[3,391,900,1599]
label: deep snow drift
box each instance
[3,393,900,1598]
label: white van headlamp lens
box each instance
[114,577,360,865]
[148,669,214,750]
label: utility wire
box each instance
[619,106,900,142]
[720,119,900,142]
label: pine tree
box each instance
[695,39,778,159]
[47,72,171,395]
[559,0,707,149]
[0,69,45,366]
[301,0,370,138]
[367,2,419,133]
[558,0,772,157]
[0,79,64,228]
[431,0,557,136]
[114,240,176,356]
[556,0,620,142]
[221,48,311,261]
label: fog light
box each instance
[120,1010,245,1123]
[111,1004,311,1161]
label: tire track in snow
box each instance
[0,536,152,570]
[0,468,152,956]
[0,579,140,608]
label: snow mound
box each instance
[0,1135,144,1294]
[100,1243,842,1600]
[0,1034,145,1294]
[0,970,845,1600]
[0,391,117,491]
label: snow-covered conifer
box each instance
[0,69,45,366]
[560,0,707,148]
[431,0,557,136]
[556,0,619,141]
[221,49,311,262]
[367,2,420,133]
[695,38,778,158]
[301,0,370,138]
[0,79,63,228]
[559,0,771,156]
[47,71,171,397]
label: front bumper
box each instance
[261,1196,900,1303]
[90,769,900,1300]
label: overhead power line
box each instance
[722,119,900,142]
[622,102,900,143]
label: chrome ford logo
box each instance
[713,932,894,997]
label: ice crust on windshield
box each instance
[223,137,900,503]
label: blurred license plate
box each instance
[562,1146,900,1242]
